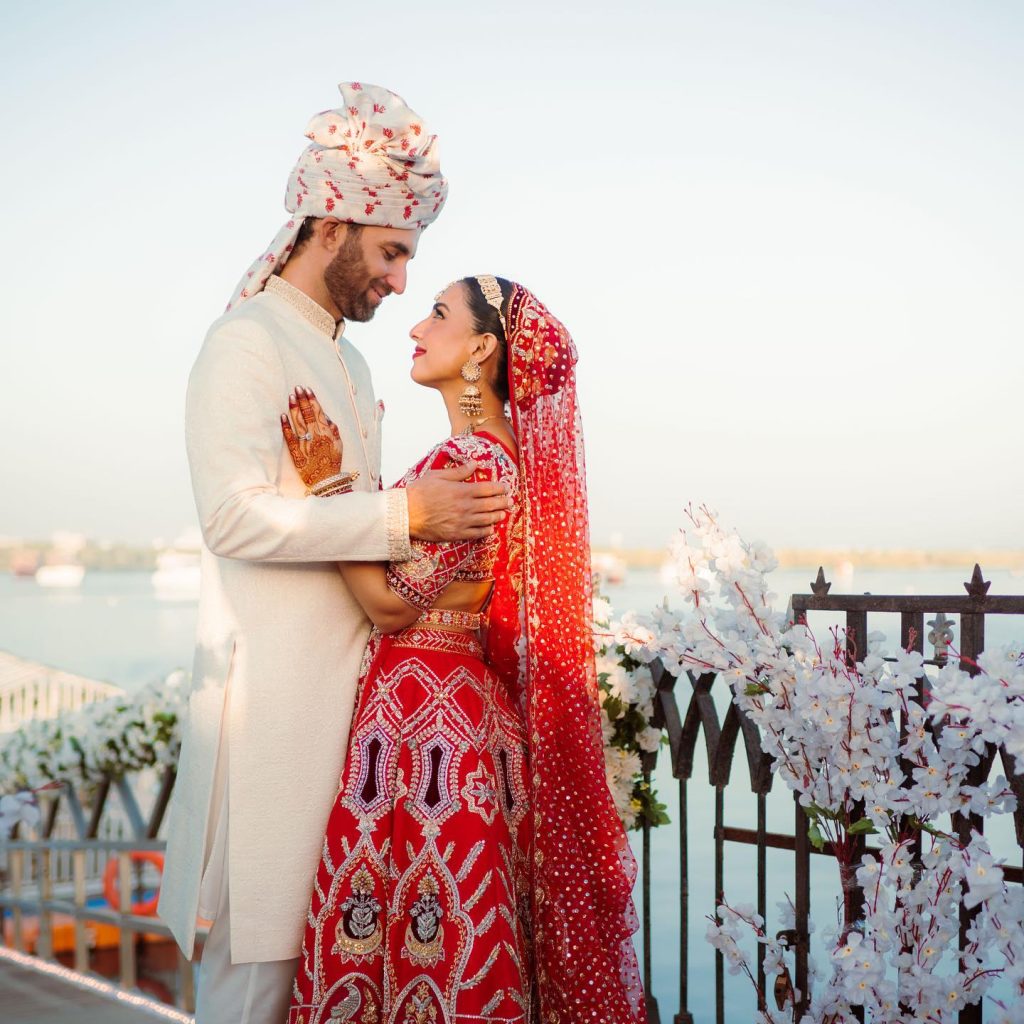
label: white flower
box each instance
[0,670,187,795]
[592,595,613,629]
[593,508,1024,1018]
[603,663,639,706]
[963,844,1005,910]
[637,726,662,753]
[613,616,656,656]
[0,791,40,836]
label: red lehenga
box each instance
[287,431,533,1024]
[289,283,646,1024]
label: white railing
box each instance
[0,650,124,734]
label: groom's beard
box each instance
[323,232,390,322]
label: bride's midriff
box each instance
[429,580,494,625]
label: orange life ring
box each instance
[102,851,164,917]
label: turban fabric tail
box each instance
[229,217,308,310]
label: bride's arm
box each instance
[335,563,421,633]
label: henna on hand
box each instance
[280,386,343,487]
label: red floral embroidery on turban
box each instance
[227,82,448,310]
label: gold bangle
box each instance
[308,471,360,496]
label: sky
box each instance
[0,0,1021,552]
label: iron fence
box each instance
[638,565,1024,1024]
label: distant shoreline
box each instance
[593,548,1024,572]
[3,542,1023,575]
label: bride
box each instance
[280,275,646,1024]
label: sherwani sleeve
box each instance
[186,318,411,563]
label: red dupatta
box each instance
[487,283,646,1023]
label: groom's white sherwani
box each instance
[158,277,410,964]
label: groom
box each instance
[158,83,509,1024]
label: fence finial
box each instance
[927,612,955,663]
[964,563,991,598]
[811,567,831,596]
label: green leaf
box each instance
[744,683,766,696]
[626,709,648,731]
[847,818,878,836]
[629,789,671,831]
[806,803,842,822]
[807,821,825,851]
[602,695,626,719]
[649,804,671,828]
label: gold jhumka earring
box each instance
[458,360,483,418]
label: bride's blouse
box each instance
[384,432,523,615]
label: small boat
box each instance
[151,549,201,599]
[35,564,86,588]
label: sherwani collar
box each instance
[264,275,344,340]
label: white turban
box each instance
[227,81,448,310]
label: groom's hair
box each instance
[291,218,364,257]
[460,276,512,403]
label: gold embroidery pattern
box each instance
[332,866,384,958]
[416,608,481,630]
[324,982,362,1020]
[461,765,498,826]
[389,627,482,659]
[400,981,439,1024]
[386,489,411,562]
[404,873,445,964]
[265,274,339,338]
[394,545,440,581]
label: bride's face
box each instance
[408,283,482,389]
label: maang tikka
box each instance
[458,359,483,418]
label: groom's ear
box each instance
[317,218,346,252]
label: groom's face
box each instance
[323,224,419,323]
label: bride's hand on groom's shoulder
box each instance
[280,386,343,487]
[406,466,511,543]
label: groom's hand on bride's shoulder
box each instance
[405,464,512,542]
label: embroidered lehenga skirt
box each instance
[288,624,533,1024]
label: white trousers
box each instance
[194,857,299,1024]
[193,683,299,1024]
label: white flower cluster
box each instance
[705,899,799,1016]
[623,505,1024,1022]
[592,593,664,831]
[0,671,188,802]
[0,791,41,837]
